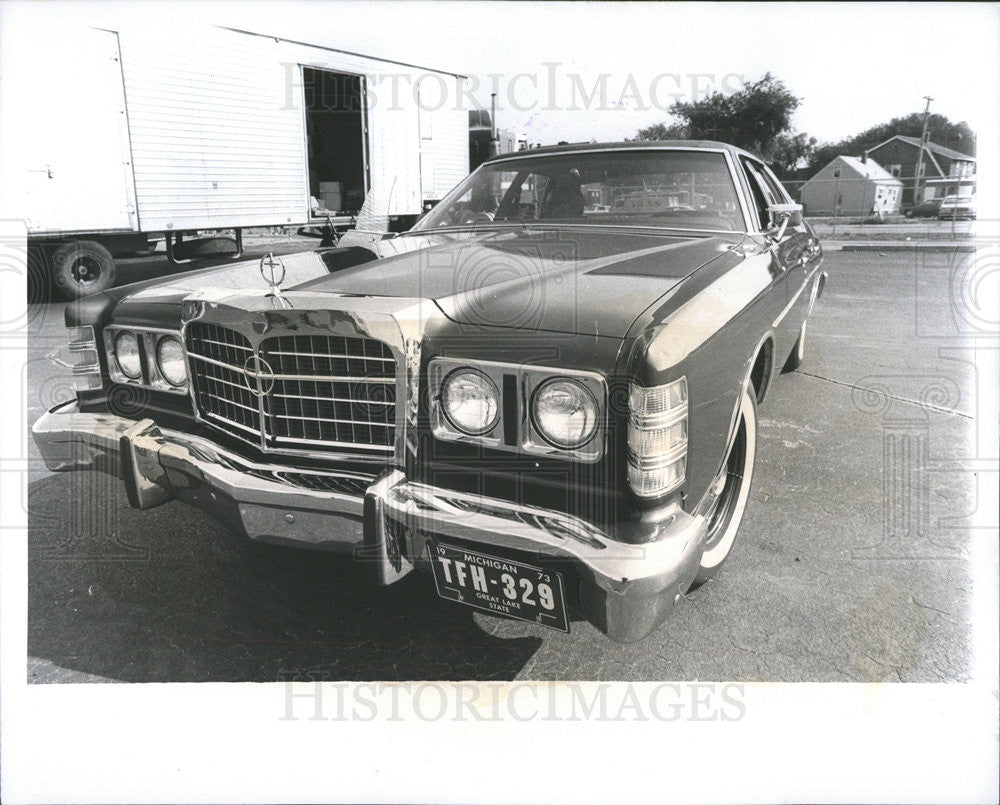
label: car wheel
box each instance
[51,240,117,300]
[692,388,758,586]
[783,320,807,372]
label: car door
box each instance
[739,156,821,329]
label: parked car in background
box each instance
[33,142,825,642]
[904,197,943,218]
[937,194,977,220]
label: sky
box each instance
[3,0,998,148]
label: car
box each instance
[33,141,825,642]
[937,194,977,220]
[904,197,943,218]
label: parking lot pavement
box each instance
[24,247,980,682]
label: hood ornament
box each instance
[260,253,293,309]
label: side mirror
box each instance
[766,202,803,240]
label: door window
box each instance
[740,157,789,230]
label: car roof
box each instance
[483,140,763,164]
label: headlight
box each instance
[114,331,142,379]
[531,378,599,449]
[156,336,187,387]
[441,368,500,435]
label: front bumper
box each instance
[32,401,710,642]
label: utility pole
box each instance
[913,95,932,206]
[489,92,498,158]
[832,165,841,235]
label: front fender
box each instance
[621,247,785,513]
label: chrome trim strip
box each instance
[270,435,393,452]
[266,350,395,362]
[268,412,394,427]
[189,336,252,352]
[772,264,824,329]
[271,392,393,405]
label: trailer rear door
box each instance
[13,26,136,234]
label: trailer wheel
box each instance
[51,241,117,299]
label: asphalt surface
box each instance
[24,245,982,682]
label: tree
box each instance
[768,132,819,176]
[629,121,688,141]
[633,73,810,169]
[806,113,976,171]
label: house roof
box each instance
[838,155,899,181]
[805,155,900,185]
[870,134,976,162]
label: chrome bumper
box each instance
[32,401,710,642]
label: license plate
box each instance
[430,543,569,632]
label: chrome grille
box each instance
[185,323,261,442]
[186,323,397,455]
[261,334,396,450]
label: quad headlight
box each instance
[113,331,142,379]
[155,335,187,387]
[429,359,605,461]
[440,368,500,435]
[104,326,188,393]
[531,378,599,449]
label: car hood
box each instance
[116,227,740,338]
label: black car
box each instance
[904,197,943,218]
[34,142,825,642]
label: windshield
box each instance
[412,149,746,233]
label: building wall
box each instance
[867,139,973,205]
[800,158,902,216]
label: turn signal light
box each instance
[627,376,688,497]
[67,326,101,393]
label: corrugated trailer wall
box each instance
[118,26,468,229]
[118,27,308,231]
[419,83,472,201]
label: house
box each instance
[867,135,976,206]
[800,155,903,217]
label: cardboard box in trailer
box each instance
[0,20,469,298]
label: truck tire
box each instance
[51,240,117,299]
